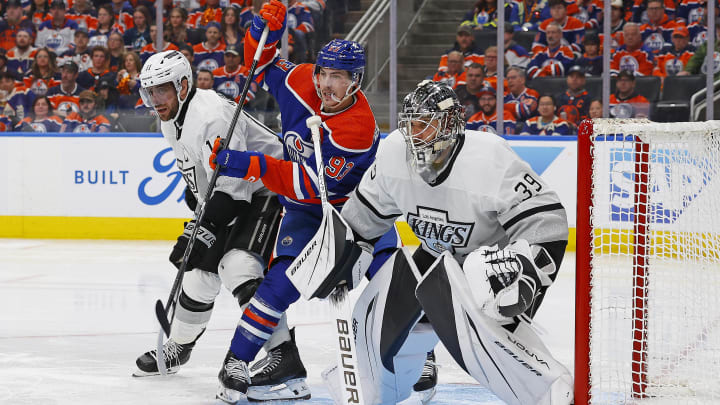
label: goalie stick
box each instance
[301,115,366,404]
[153,24,271,376]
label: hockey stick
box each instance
[305,116,366,405]
[153,25,271,376]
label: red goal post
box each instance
[575,119,720,405]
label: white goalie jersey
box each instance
[160,88,283,203]
[341,129,569,263]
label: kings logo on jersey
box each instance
[407,206,474,255]
[175,149,199,194]
[284,131,315,163]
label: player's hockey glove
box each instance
[210,137,267,182]
[463,239,556,320]
[169,219,218,270]
[250,0,287,44]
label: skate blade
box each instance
[132,367,179,377]
[247,378,311,402]
[216,384,244,404]
[411,386,437,405]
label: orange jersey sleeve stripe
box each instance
[261,155,317,200]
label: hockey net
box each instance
[575,119,720,405]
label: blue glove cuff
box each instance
[249,14,286,45]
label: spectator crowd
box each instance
[432,0,718,135]
[2,0,716,134]
[0,0,345,132]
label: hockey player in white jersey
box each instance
[335,80,574,405]
[132,50,311,401]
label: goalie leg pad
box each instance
[171,269,222,344]
[390,322,439,404]
[415,252,573,405]
[348,247,428,405]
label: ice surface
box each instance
[0,240,575,404]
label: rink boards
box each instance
[0,132,577,248]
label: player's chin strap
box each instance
[172,86,197,139]
[321,82,360,113]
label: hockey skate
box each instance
[247,329,311,401]
[412,350,438,404]
[217,350,250,404]
[133,339,196,377]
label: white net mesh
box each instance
[586,119,720,405]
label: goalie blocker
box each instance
[285,203,372,300]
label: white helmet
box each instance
[139,50,193,120]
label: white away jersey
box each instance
[160,88,282,203]
[342,129,568,264]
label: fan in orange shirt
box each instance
[466,85,517,134]
[653,25,695,77]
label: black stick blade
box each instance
[155,300,171,337]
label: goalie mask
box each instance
[139,50,193,121]
[399,80,465,185]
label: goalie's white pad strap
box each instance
[415,252,573,405]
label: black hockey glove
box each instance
[169,219,218,271]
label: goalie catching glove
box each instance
[169,219,218,270]
[463,239,556,320]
